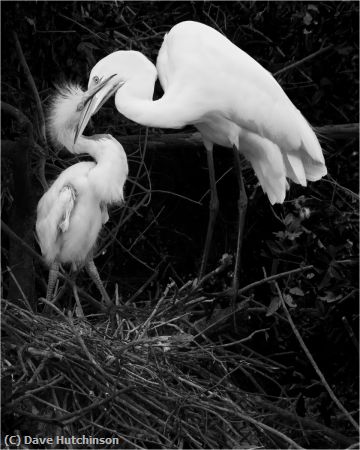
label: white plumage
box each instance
[75,21,326,204]
[74,20,327,290]
[36,83,128,305]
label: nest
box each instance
[2,273,356,449]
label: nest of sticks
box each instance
[2,264,357,449]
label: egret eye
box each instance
[93,76,100,84]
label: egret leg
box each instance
[46,261,60,303]
[232,145,248,307]
[199,143,219,280]
[85,260,112,307]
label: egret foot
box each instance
[85,260,112,307]
[46,261,60,303]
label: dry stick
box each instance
[203,402,305,449]
[2,220,46,266]
[59,13,107,41]
[126,261,162,304]
[274,44,334,76]
[237,265,314,296]
[5,265,33,312]
[117,124,359,155]
[84,419,143,449]
[72,285,85,319]
[2,223,107,312]
[120,128,150,226]
[66,312,108,378]
[1,103,32,136]
[274,281,360,432]
[259,398,357,448]
[61,390,132,426]
[128,206,165,252]
[195,253,233,289]
[13,31,48,189]
[137,286,172,340]
[7,375,64,409]
[342,316,359,352]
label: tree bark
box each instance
[108,123,359,153]
[1,103,37,308]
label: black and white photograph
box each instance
[1,1,359,448]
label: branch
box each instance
[113,124,359,153]
[1,101,33,138]
[274,280,360,432]
[315,123,359,140]
[13,31,47,145]
[1,101,48,189]
[1,220,45,266]
[274,44,334,77]
[1,140,20,159]
[260,399,357,447]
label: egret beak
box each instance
[74,74,121,143]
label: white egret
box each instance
[36,83,128,306]
[74,20,327,299]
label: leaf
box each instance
[286,231,302,241]
[303,12,313,26]
[25,17,35,27]
[289,287,305,296]
[266,296,281,316]
[284,294,297,307]
[284,213,295,226]
[336,46,354,56]
[308,4,319,13]
[273,231,286,240]
[319,291,343,303]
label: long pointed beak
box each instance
[74,74,119,143]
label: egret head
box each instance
[48,83,88,149]
[74,51,156,142]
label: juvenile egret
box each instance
[74,20,327,298]
[36,83,128,307]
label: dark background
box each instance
[1,1,359,447]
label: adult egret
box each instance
[74,20,327,298]
[36,83,128,306]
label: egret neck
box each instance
[114,73,186,129]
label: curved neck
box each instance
[53,126,103,161]
[114,74,187,129]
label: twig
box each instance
[13,32,48,190]
[342,316,359,352]
[237,265,314,296]
[5,265,33,312]
[58,13,107,41]
[66,312,107,377]
[206,402,305,449]
[0,224,108,312]
[126,261,162,304]
[137,283,174,339]
[2,220,46,266]
[128,206,165,252]
[274,281,359,432]
[61,388,132,425]
[116,124,359,153]
[1,102,33,137]
[274,45,334,76]
[314,123,359,140]
[13,32,47,145]
[260,398,357,448]
[73,285,85,319]
[195,253,233,289]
